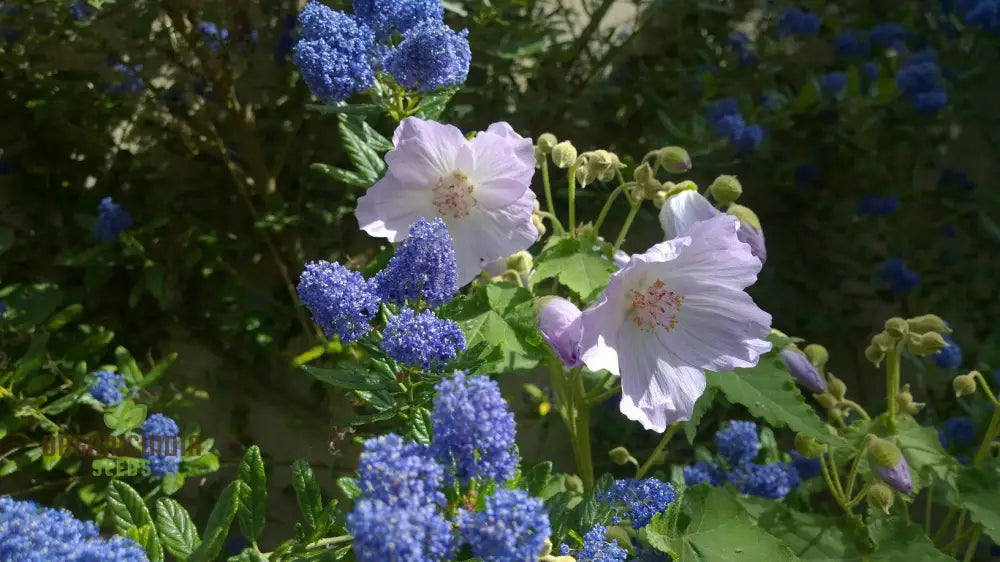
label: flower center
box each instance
[432,171,476,219]
[628,279,684,332]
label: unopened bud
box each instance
[895,384,925,415]
[665,180,698,197]
[884,317,909,339]
[575,222,596,239]
[551,141,577,169]
[826,424,840,436]
[827,374,847,401]
[507,251,533,275]
[726,204,762,232]
[534,146,546,168]
[867,436,902,468]
[564,474,584,494]
[609,446,636,466]
[829,408,845,425]
[906,314,950,335]
[867,482,894,514]
[814,392,838,410]
[865,344,885,367]
[628,184,646,202]
[652,190,668,208]
[803,344,829,371]
[868,437,912,495]
[907,332,947,355]
[780,349,826,394]
[537,133,558,154]
[501,270,522,285]
[708,175,743,204]
[532,214,547,240]
[953,373,977,397]
[794,433,825,459]
[657,146,692,174]
[634,162,661,198]
[872,331,896,352]
[574,157,595,187]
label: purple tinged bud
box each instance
[780,349,826,393]
[868,437,912,495]
[874,454,913,495]
[536,297,583,368]
[736,220,766,264]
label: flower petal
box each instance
[447,189,538,285]
[658,189,721,240]
[653,214,762,291]
[467,127,535,209]
[385,117,468,186]
[484,121,536,164]
[668,289,772,372]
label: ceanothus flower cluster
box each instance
[88,370,128,406]
[292,0,469,103]
[705,98,765,154]
[92,197,132,242]
[598,478,677,529]
[142,413,182,477]
[0,496,148,561]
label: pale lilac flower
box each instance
[356,117,537,286]
[579,215,772,432]
[537,297,583,368]
[658,189,719,240]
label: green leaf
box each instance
[755,503,868,560]
[303,363,394,391]
[957,457,1000,543]
[182,452,220,476]
[155,498,201,559]
[441,282,542,358]
[309,163,371,188]
[306,103,380,116]
[237,445,268,541]
[336,476,362,502]
[866,517,952,561]
[544,492,573,543]
[103,402,148,435]
[4,283,64,329]
[846,66,861,97]
[416,87,458,120]
[115,346,143,386]
[645,484,798,561]
[293,459,325,534]
[162,473,185,495]
[408,407,433,444]
[126,524,164,562]
[64,328,115,362]
[12,333,49,385]
[890,416,960,494]
[138,352,177,389]
[188,480,244,562]
[707,356,842,446]
[45,304,83,330]
[569,473,615,538]
[796,81,820,110]
[228,549,269,562]
[518,461,553,497]
[531,236,615,300]
[337,114,389,184]
[682,386,718,444]
[106,480,154,533]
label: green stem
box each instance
[541,159,565,235]
[933,507,959,545]
[567,162,578,238]
[593,185,624,233]
[820,453,851,513]
[841,399,872,421]
[845,483,870,509]
[844,441,869,499]
[587,383,621,406]
[952,510,968,550]
[885,341,903,433]
[941,523,979,555]
[962,527,982,562]
[972,371,1000,406]
[973,405,1000,466]
[585,372,614,401]
[612,201,641,254]
[925,485,934,535]
[637,424,680,478]
[568,369,595,492]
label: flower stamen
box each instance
[629,280,684,332]
[433,170,476,218]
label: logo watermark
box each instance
[41,434,203,458]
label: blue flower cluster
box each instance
[818,71,847,97]
[88,370,128,406]
[706,98,764,154]
[939,168,976,192]
[560,523,627,562]
[109,63,144,95]
[951,0,1000,32]
[857,195,899,217]
[70,1,95,20]
[92,197,133,242]
[197,21,230,51]
[933,334,962,369]
[0,301,6,317]
[834,31,869,58]
[599,478,676,529]
[460,489,550,562]
[348,373,548,561]
[292,0,469,103]
[297,261,381,343]
[727,31,757,67]
[775,7,821,38]
[938,417,976,449]
[431,373,517,484]
[896,50,948,114]
[879,258,920,296]
[374,217,458,307]
[683,421,813,499]
[0,496,148,561]
[382,308,466,369]
[142,413,181,477]
[868,22,910,51]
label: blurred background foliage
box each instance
[2,0,999,545]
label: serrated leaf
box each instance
[866,517,952,561]
[544,492,573,543]
[408,407,433,444]
[890,416,960,494]
[683,386,718,444]
[188,481,244,562]
[707,356,842,446]
[45,304,83,330]
[531,236,615,300]
[755,503,868,560]
[303,363,393,391]
[518,461,553,497]
[337,114,389,184]
[237,445,267,541]
[106,480,153,533]
[416,87,458,120]
[645,484,797,561]
[293,459,325,535]
[103,402,147,435]
[138,353,177,389]
[569,473,614,536]
[155,498,201,559]
[441,282,542,358]
[309,163,371,188]
[957,457,1000,543]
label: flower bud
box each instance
[537,133,558,154]
[657,146,692,174]
[634,162,661,198]
[608,446,636,466]
[651,190,668,208]
[736,219,767,264]
[884,317,909,339]
[534,146,546,168]
[895,384,925,415]
[535,296,583,368]
[814,392,838,410]
[872,331,896,352]
[588,150,623,182]
[865,344,885,366]
[906,314,950,335]
[665,180,698,197]
[906,332,948,355]
[708,175,743,204]
[780,349,826,394]
[564,474,583,494]
[867,482,894,514]
[532,214,547,240]
[501,270,522,285]
[726,204,762,232]
[551,141,577,169]
[829,408,845,425]
[803,344,829,371]
[604,526,633,549]
[574,157,595,187]
[507,251,533,275]
[794,433,825,459]
[867,437,912,495]
[827,374,847,400]
[953,372,977,397]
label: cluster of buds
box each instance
[780,341,859,423]
[894,383,925,415]
[534,132,578,170]
[865,315,950,366]
[574,149,625,187]
[531,200,547,240]
[637,146,693,206]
